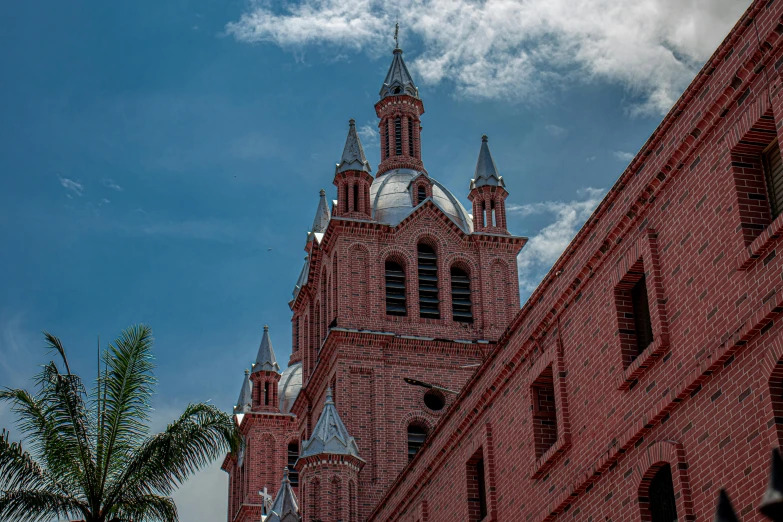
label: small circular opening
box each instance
[423,390,445,411]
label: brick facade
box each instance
[224,2,783,520]
[370,1,783,520]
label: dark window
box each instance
[352,183,359,212]
[384,126,390,159]
[385,260,407,316]
[395,117,402,156]
[264,382,270,406]
[417,185,426,205]
[466,449,487,521]
[451,266,472,323]
[409,118,415,156]
[531,366,557,459]
[417,243,440,319]
[763,141,783,218]
[631,275,653,356]
[407,424,428,461]
[490,199,496,227]
[287,442,299,487]
[647,464,678,522]
[423,390,445,411]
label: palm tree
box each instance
[0,324,240,522]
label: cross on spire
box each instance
[259,487,273,515]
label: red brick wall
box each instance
[370,2,783,521]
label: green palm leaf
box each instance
[0,325,238,522]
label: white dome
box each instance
[278,362,302,414]
[369,169,473,232]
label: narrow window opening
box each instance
[409,118,415,156]
[491,200,496,227]
[531,366,557,459]
[264,382,270,406]
[631,274,653,356]
[352,183,359,212]
[385,260,407,316]
[407,424,428,461]
[466,449,487,521]
[417,243,440,319]
[287,442,300,487]
[481,201,487,227]
[395,117,403,156]
[451,266,473,323]
[763,140,783,219]
[417,185,427,206]
[384,126,390,160]
[646,464,678,522]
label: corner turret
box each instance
[468,135,509,233]
[333,119,374,219]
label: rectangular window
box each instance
[466,448,487,521]
[395,117,403,156]
[531,366,557,459]
[264,382,270,406]
[631,275,653,356]
[287,442,299,487]
[763,141,783,219]
[409,117,415,156]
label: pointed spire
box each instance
[760,448,783,518]
[379,45,419,100]
[292,255,310,299]
[265,468,301,522]
[234,369,252,414]
[252,325,280,373]
[470,135,505,189]
[311,189,332,232]
[300,387,363,460]
[337,119,372,174]
[714,489,740,522]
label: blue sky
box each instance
[0,0,750,519]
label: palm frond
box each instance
[42,331,71,375]
[105,403,237,507]
[33,358,98,502]
[99,325,155,491]
[0,489,86,522]
[108,493,178,522]
[0,390,81,493]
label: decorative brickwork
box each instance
[369,2,783,521]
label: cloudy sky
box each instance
[0,0,750,520]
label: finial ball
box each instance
[481,135,488,142]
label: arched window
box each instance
[646,464,678,521]
[408,118,415,156]
[384,126,390,159]
[395,117,403,156]
[264,382,270,406]
[417,243,440,319]
[451,266,472,323]
[491,199,496,226]
[287,442,299,487]
[417,185,426,205]
[385,260,407,316]
[407,424,428,461]
[352,183,359,212]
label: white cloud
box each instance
[59,177,84,196]
[358,123,378,144]
[226,0,750,115]
[585,156,596,162]
[510,187,605,296]
[545,124,566,137]
[613,150,635,162]
[102,178,123,191]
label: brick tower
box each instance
[224,36,526,522]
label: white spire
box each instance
[234,369,252,414]
[299,388,363,460]
[264,468,300,522]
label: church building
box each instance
[223,1,783,520]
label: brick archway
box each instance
[634,441,694,521]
